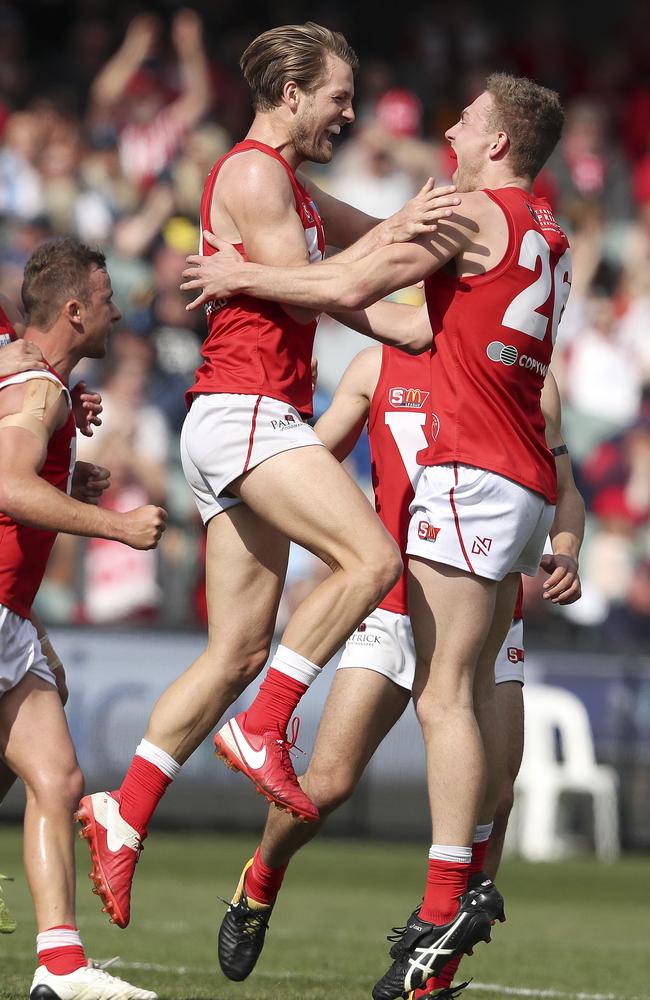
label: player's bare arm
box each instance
[0,380,166,549]
[211,151,318,325]
[301,175,460,253]
[330,300,432,354]
[313,347,381,459]
[183,192,495,317]
[541,370,585,605]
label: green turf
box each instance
[0,824,647,1000]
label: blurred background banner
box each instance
[0,0,649,851]
[2,629,649,852]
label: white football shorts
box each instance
[407,462,555,581]
[337,606,524,690]
[180,393,324,523]
[0,604,57,696]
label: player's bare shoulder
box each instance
[215,149,295,221]
[338,346,382,398]
[454,189,510,276]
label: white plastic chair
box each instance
[512,683,620,861]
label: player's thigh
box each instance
[475,573,522,694]
[408,557,498,702]
[204,503,290,649]
[494,680,524,782]
[305,667,410,799]
[0,672,79,791]
[234,445,399,571]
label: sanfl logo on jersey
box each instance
[388,387,430,409]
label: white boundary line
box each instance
[9,954,641,1000]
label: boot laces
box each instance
[274,717,304,780]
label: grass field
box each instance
[0,824,647,1000]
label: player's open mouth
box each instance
[323,124,342,144]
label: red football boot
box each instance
[76,792,143,928]
[214,714,319,822]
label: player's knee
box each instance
[363,538,403,605]
[224,645,270,691]
[304,769,355,814]
[29,763,84,812]
[414,688,469,733]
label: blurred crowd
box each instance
[0,0,648,646]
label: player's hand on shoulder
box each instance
[540,552,581,604]
[181,232,244,310]
[388,178,461,242]
[0,340,47,377]
[70,381,103,437]
[112,503,168,550]
[71,462,111,504]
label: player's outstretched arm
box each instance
[303,176,460,255]
[314,347,381,460]
[0,382,167,549]
[541,371,585,605]
[183,208,477,315]
[183,236,430,313]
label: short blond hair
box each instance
[240,22,358,112]
[485,73,564,180]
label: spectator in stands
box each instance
[88,9,211,192]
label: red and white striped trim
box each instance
[448,462,475,573]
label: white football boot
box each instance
[30,963,158,1000]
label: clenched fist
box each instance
[113,504,168,550]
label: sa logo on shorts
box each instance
[507,647,525,664]
[418,521,440,541]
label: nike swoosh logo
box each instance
[93,794,140,853]
[230,719,266,770]
[106,798,130,853]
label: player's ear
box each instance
[490,130,509,161]
[63,297,83,328]
[283,80,300,112]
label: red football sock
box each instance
[118,755,172,838]
[415,836,493,995]
[37,925,86,975]
[244,847,288,905]
[243,668,308,735]
[419,858,470,926]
